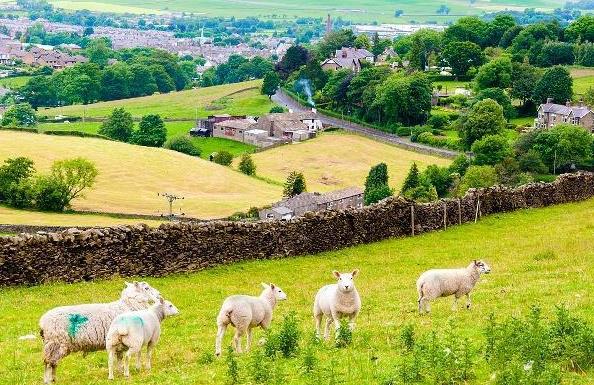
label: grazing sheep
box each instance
[105,297,179,380]
[39,282,161,384]
[313,270,361,340]
[417,260,491,314]
[215,283,287,357]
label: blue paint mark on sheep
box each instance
[118,315,144,327]
[67,313,89,338]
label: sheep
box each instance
[39,281,161,384]
[313,270,361,340]
[105,297,179,380]
[215,282,287,357]
[416,260,491,314]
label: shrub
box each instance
[238,153,256,176]
[5,179,35,208]
[249,349,271,383]
[51,158,98,203]
[301,335,319,374]
[33,175,70,211]
[213,151,233,166]
[0,157,35,200]
[423,165,453,197]
[264,311,301,358]
[427,113,450,130]
[449,155,471,176]
[416,131,462,151]
[410,125,432,142]
[395,125,413,136]
[269,106,285,113]
[131,114,167,147]
[335,318,353,348]
[1,103,37,127]
[99,107,133,142]
[165,136,201,157]
[471,134,513,166]
[43,130,111,140]
[518,150,549,174]
[400,324,415,352]
[283,171,306,198]
[364,163,392,205]
[457,165,498,196]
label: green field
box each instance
[0,76,32,89]
[40,81,275,120]
[1,198,593,384]
[39,0,557,23]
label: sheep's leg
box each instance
[233,329,244,353]
[146,342,154,370]
[116,351,124,372]
[136,351,142,371]
[323,317,333,340]
[215,323,227,357]
[417,295,424,314]
[451,296,459,311]
[466,293,472,310]
[43,342,65,384]
[314,314,323,338]
[245,328,253,352]
[424,299,431,314]
[123,352,131,378]
[43,363,53,384]
[107,350,116,380]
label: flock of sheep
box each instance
[38,260,491,383]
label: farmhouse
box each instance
[212,118,257,142]
[259,187,364,220]
[321,47,374,72]
[254,111,323,138]
[535,99,594,132]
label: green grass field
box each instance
[40,81,275,120]
[0,76,32,89]
[40,0,557,23]
[1,198,592,384]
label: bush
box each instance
[0,157,35,200]
[395,125,413,136]
[4,179,34,208]
[410,125,432,142]
[427,113,450,130]
[264,311,301,358]
[1,103,37,127]
[364,163,392,205]
[471,135,513,166]
[416,131,462,151]
[43,130,111,140]
[33,175,70,211]
[269,106,285,113]
[131,114,167,147]
[213,151,233,166]
[457,165,499,196]
[165,136,201,157]
[238,153,256,176]
[99,107,133,142]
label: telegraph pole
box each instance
[158,192,185,219]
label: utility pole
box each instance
[158,192,185,219]
[553,149,557,175]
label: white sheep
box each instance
[313,270,361,340]
[416,260,491,314]
[215,283,287,357]
[105,297,179,380]
[39,281,161,384]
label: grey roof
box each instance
[318,187,364,203]
[213,119,255,130]
[272,206,293,215]
[334,47,373,59]
[272,187,363,210]
[540,103,593,118]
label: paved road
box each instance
[272,89,460,159]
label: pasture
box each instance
[40,81,274,120]
[0,131,282,219]
[43,0,557,23]
[1,198,593,384]
[244,132,451,192]
[0,76,32,89]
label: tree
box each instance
[471,135,512,166]
[532,124,593,172]
[401,163,420,193]
[238,154,256,176]
[533,66,573,104]
[276,45,310,78]
[475,88,515,120]
[100,63,132,101]
[129,63,158,97]
[50,158,98,203]
[518,149,548,174]
[21,76,57,109]
[33,175,70,212]
[441,41,484,77]
[457,165,499,196]
[164,136,201,157]
[150,65,176,93]
[99,107,134,142]
[449,154,471,176]
[373,72,432,126]
[474,57,513,90]
[510,62,541,106]
[269,106,285,113]
[283,171,306,198]
[85,38,111,67]
[316,29,356,59]
[354,34,371,50]
[261,72,280,99]
[0,157,35,200]
[423,165,453,197]
[565,15,594,43]
[364,163,392,205]
[1,103,37,127]
[407,29,442,71]
[459,98,506,149]
[537,42,575,67]
[443,16,488,47]
[484,14,516,47]
[213,151,233,166]
[131,114,167,147]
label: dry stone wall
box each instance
[1,172,592,287]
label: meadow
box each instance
[40,80,274,120]
[0,76,32,89]
[42,0,557,23]
[1,198,592,384]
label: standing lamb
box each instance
[417,260,491,314]
[105,297,179,380]
[39,281,161,384]
[215,283,287,357]
[313,270,361,340]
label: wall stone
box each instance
[1,172,592,287]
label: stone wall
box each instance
[1,172,592,287]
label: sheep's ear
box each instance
[333,270,341,279]
[159,297,164,304]
[261,282,269,289]
[352,269,360,277]
[269,283,276,290]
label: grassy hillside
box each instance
[44,0,557,23]
[0,76,32,89]
[570,67,594,96]
[1,198,593,384]
[0,131,281,219]
[244,132,451,192]
[39,80,274,119]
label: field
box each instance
[0,131,282,219]
[0,76,32,89]
[569,67,594,97]
[40,0,557,23]
[1,198,593,384]
[245,132,451,192]
[40,80,275,120]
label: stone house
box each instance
[259,187,364,220]
[535,99,594,133]
[212,118,257,142]
[254,111,323,141]
[321,47,374,72]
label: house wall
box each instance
[212,125,244,142]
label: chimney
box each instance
[342,48,347,58]
[288,108,293,113]
[311,108,317,114]
[579,99,584,108]
[546,97,553,104]
[566,100,571,107]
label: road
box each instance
[272,89,460,159]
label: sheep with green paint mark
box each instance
[105,297,179,380]
[39,282,161,384]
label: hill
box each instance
[243,132,451,192]
[47,0,557,23]
[0,131,282,219]
[39,80,274,119]
[2,197,593,384]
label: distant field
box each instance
[0,131,282,219]
[40,81,275,120]
[41,0,557,23]
[432,79,471,93]
[244,132,451,192]
[574,76,594,96]
[0,76,32,89]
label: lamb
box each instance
[313,270,361,340]
[39,281,161,384]
[416,260,491,314]
[215,283,287,357]
[105,297,179,380]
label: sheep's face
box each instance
[122,281,160,304]
[474,260,491,274]
[333,269,359,292]
[162,300,180,317]
[138,281,162,302]
[263,283,287,301]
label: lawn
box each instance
[0,131,281,219]
[191,137,256,159]
[39,80,275,120]
[0,206,165,227]
[432,79,472,93]
[243,132,451,193]
[0,76,32,89]
[1,198,592,384]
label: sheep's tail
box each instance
[417,282,425,300]
[116,324,129,336]
[217,305,233,326]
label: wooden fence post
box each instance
[457,198,462,225]
[443,202,447,230]
[411,204,415,236]
[474,196,481,223]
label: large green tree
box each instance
[441,41,484,77]
[20,76,57,109]
[532,124,593,172]
[471,135,513,166]
[283,171,307,198]
[261,72,280,99]
[1,103,37,127]
[99,107,134,142]
[474,56,513,90]
[459,98,506,149]
[533,66,573,104]
[131,114,167,147]
[510,62,541,106]
[364,163,392,205]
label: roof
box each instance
[272,187,363,211]
[213,119,256,130]
[540,102,593,118]
[334,47,373,59]
[318,187,364,204]
[271,120,309,132]
[271,206,293,215]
